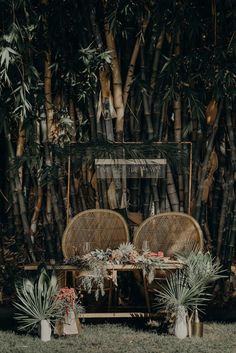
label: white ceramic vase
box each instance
[40,319,51,342]
[174,305,188,339]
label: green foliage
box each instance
[154,252,225,315]
[154,269,209,314]
[14,267,63,332]
[175,251,226,288]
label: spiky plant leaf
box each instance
[175,251,226,287]
[154,270,209,314]
[14,269,63,332]
[118,242,135,256]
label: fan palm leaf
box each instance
[154,270,209,314]
[14,268,63,332]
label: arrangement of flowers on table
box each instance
[64,242,177,300]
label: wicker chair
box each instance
[62,209,129,258]
[132,212,204,311]
[133,212,204,256]
[62,209,129,311]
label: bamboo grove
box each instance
[0,1,235,281]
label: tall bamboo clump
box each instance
[0,0,235,277]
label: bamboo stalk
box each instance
[166,164,179,211]
[16,121,25,185]
[123,16,150,108]
[217,178,230,258]
[159,179,167,212]
[153,98,162,138]
[44,52,54,141]
[211,168,222,246]
[4,122,36,261]
[129,179,140,212]
[99,67,115,141]
[149,29,165,104]
[194,101,223,221]
[68,99,77,143]
[40,103,64,255]
[50,182,64,245]
[191,126,203,200]
[30,185,43,238]
[57,159,70,215]
[42,0,54,143]
[87,97,97,141]
[133,94,142,141]
[143,181,151,219]
[70,177,79,215]
[158,102,167,141]
[226,101,236,178]
[88,96,102,140]
[42,211,55,262]
[151,178,160,214]
[104,19,124,141]
[9,170,21,237]
[140,46,154,140]
[225,202,236,271]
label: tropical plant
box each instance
[14,267,63,332]
[154,252,225,315]
[154,269,209,315]
[175,251,225,288]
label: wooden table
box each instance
[23,259,183,318]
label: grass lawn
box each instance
[0,322,235,353]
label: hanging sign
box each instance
[95,159,167,179]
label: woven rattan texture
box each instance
[62,209,129,258]
[133,212,204,256]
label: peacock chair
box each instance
[62,209,129,258]
[132,212,204,307]
[133,212,204,257]
[62,209,129,311]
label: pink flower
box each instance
[56,287,77,316]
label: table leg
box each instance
[108,278,113,311]
[142,270,151,314]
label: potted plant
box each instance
[54,287,83,336]
[14,267,63,341]
[154,251,225,339]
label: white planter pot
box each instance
[40,320,51,342]
[174,306,188,339]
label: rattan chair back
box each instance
[133,212,204,257]
[62,209,129,258]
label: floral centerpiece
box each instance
[65,242,167,300]
[54,287,83,336]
